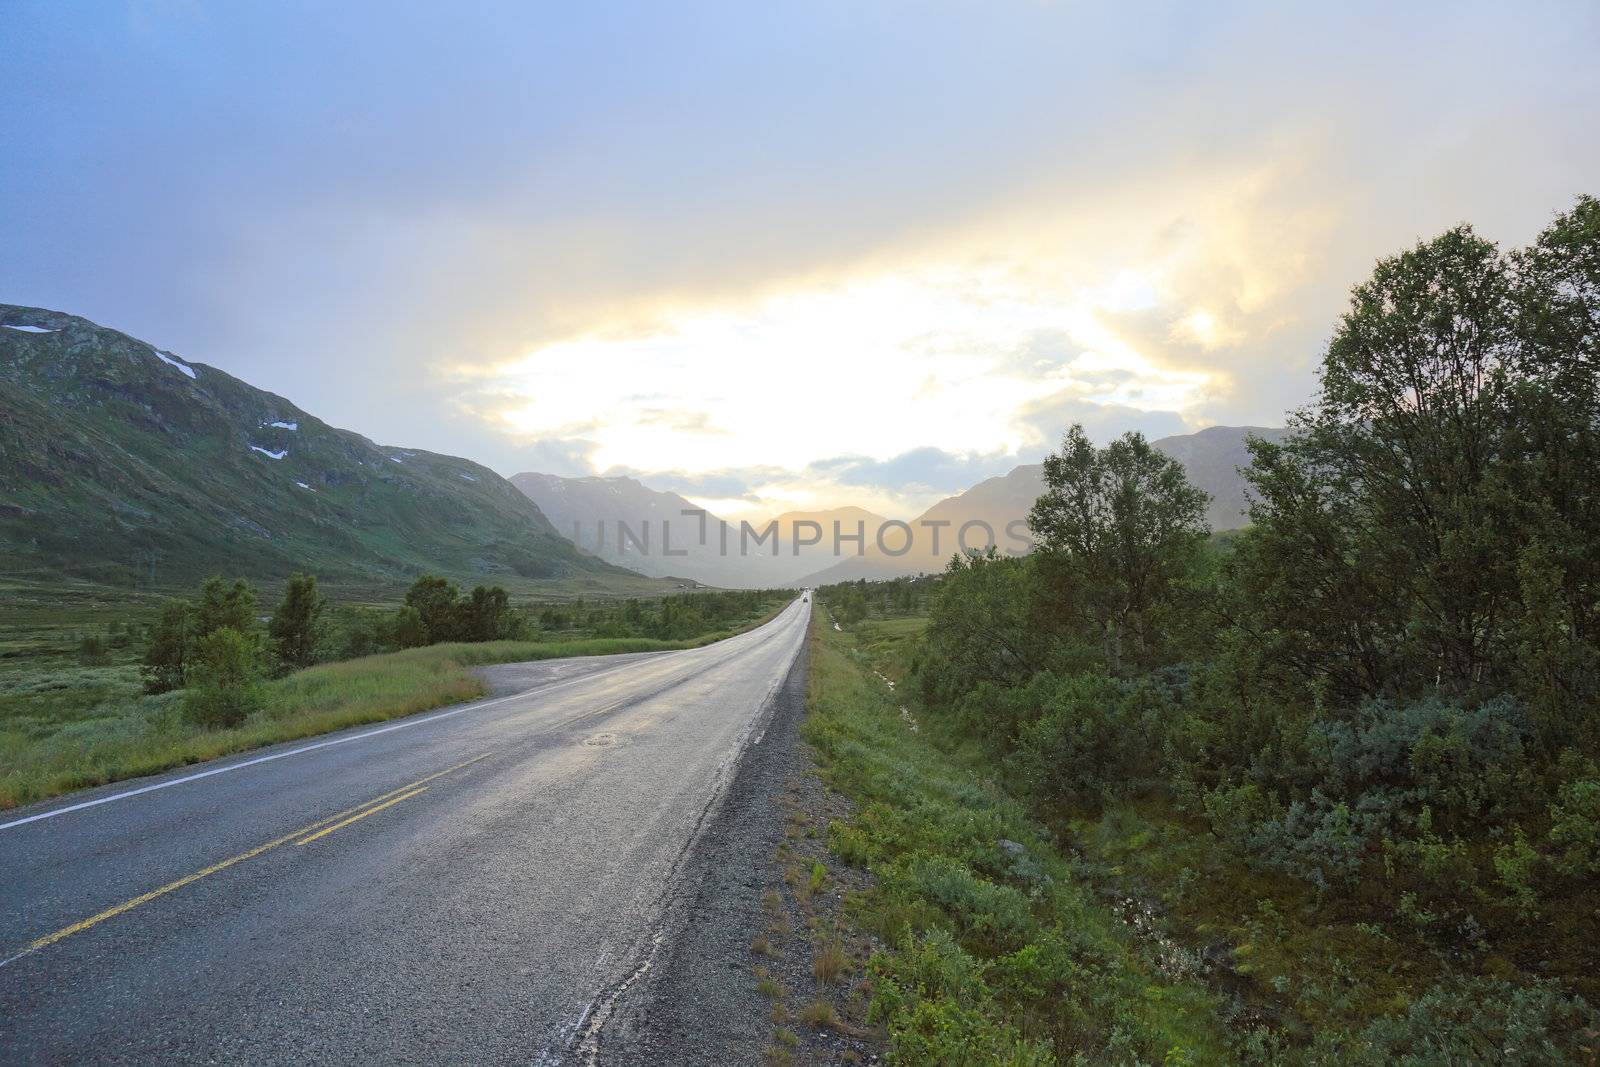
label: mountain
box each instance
[799,425,1286,585]
[0,305,637,592]
[510,472,750,587]
[1151,425,1288,530]
[766,506,892,582]
[508,475,891,587]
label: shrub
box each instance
[1491,829,1540,918]
[183,628,263,728]
[404,575,462,644]
[892,854,1035,954]
[268,572,326,671]
[1010,671,1175,805]
[1215,695,1541,894]
[76,633,110,666]
[1314,694,1533,830]
[391,605,429,649]
[461,585,514,641]
[1248,791,1374,891]
[141,598,192,694]
[886,997,1053,1067]
[194,576,258,640]
[1350,977,1599,1065]
[1547,777,1600,877]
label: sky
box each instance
[4,2,1597,520]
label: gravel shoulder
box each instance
[603,639,885,1065]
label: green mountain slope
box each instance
[0,305,629,590]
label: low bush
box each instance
[1342,977,1600,1065]
[182,628,263,728]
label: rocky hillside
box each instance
[0,305,629,590]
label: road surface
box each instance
[0,595,810,1064]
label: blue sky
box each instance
[4,2,1597,517]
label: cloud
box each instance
[3,2,1596,510]
[807,447,1023,496]
[1017,391,1192,449]
[505,436,602,479]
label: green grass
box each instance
[821,598,1600,1060]
[802,610,1230,1064]
[0,612,784,811]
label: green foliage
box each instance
[1491,830,1540,919]
[390,605,429,649]
[461,584,513,642]
[804,618,1229,1064]
[1030,425,1209,672]
[1547,777,1600,877]
[268,572,326,671]
[142,575,262,694]
[76,633,109,667]
[195,576,258,642]
[404,575,463,644]
[182,627,263,728]
[1239,199,1600,729]
[140,597,192,694]
[1009,671,1176,806]
[1348,977,1600,1065]
[882,991,1053,1067]
[912,551,1053,711]
[859,199,1600,1056]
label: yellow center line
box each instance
[295,786,429,845]
[4,753,490,964]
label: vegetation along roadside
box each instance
[804,198,1600,1062]
[0,575,789,810]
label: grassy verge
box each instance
[0,611,784,811]
[818,606,1600,1062]
[802,609,1231,1063]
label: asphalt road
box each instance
[0,595,811,1065]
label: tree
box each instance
[141,598,193,693]
[183,627,264,728]
[404,575,461,644]
[391,604,429,649]
[269,572,326,670]
[916,549,1049,707]
[1242,204,1600,722]
[1506,196,1600,741]
[460,585,512,642]
[195,576,259,641]
[1028,426,1209,671]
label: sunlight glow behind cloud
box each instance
[461,262,1215,508]
[4,2,1596,520]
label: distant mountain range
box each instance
[509,474,884,587]
[0,305,635,592]
[0,303,1283,595]
[515,425,1286,588]
[797,425,1286,585]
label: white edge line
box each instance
[0,646,705,833]
[1,601,800,833]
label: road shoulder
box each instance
[603,632,884,1065]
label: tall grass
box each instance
[0,622,777,811]
[802,612,1229,1063]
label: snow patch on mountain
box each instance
[154,350,197,379]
